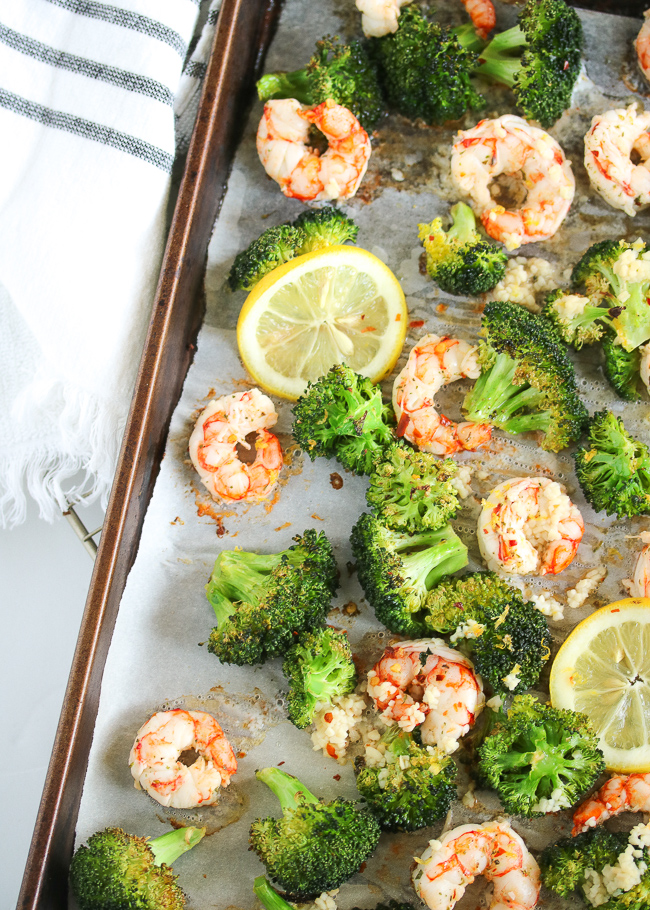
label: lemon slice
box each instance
[236,246,407,400]
[550,598,650,772]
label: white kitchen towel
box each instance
[0,0,204,526]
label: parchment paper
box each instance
[75,3,650,909]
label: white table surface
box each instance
[1,496,104,910]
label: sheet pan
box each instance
[18,0,650,907]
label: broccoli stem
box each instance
[453,23,488,54]
[447,202,478,246]
[254,876,295,910]
[393,528,468,591]
[256,767,320,811]
[208,552,285,622]
[474,25,528,87]
[148,826,205,867]
[257,70,314,104]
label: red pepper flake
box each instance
[278,761,285,766]
[324,712,334,723]
[611,608,620,613]
[274,522,291,531]
[361,326,376,333]
[395,312,402,321]
[409,319,425,328]
[237,751,246,759]
[436,303,448,314]
[326,744,338,758]
[333,774,341,781]
[311,512,325,521]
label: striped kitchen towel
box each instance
[0,0,207,526]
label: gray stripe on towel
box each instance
[0,87,173,172]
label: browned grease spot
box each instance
[347,561,357,577]
[330,472,343,489]
[170,516,184,525]
[264,488,281,513]
[344,601,359,616]
[419,250,428,275]
[311,512,325,521]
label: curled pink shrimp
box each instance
[367,638,484,752]
[460,0,495,39]
[188,388,282,503]
[452,115,575,250]
[629,533,650,597]
[129,709,238,809]
[636,10,650,82]
[256,98,371,202]
[413,820,540,910]
[572,773,650,835]
[392,334,492,456]
[478,477,584,577]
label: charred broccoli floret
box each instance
[366,443,462,533]
[228,208,358,291]
[69,826,205,910]
[228,225,306,291]
[541,824,650,910]
[424,572,551,696]
[462,300,588,452]
[478,694,605,818]
[418,203,507,296]
[574,410,650,519]
[292,365,394,475]
[540,827,628,899]
[207,530,339,665]
[355,728,457,831]
[602,332,643,402]
[571,239,650,354]
[372,6,484,125]
[474,0,583,128]
[351,513,468,636]
[542,289,610,349]
[256,36,384,131]
[282,627,357,729]
[249,767,381,898]
[293,206,359,252]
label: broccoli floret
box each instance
[352,904,415,910]
[228,225,306,291]
[373,6,484,125]
[366,443,461,533]
[574,410,650,519]
[282,627,357,729]
[254,879,415,910]
[474,0,583,128]
[351,513,468,636]
[292,365,394,475]
[257,37,384,131]
[249,767,381,898]
[540,827,628,899]
[541,825,650,910]
[462,300,588,452]
[69,826,205,910]
[602,331,642,402]
[478,694,605,818]
[418,203,507,296]
[571,240,650,353]
[424,572,551,695]
[293,206,359,252]
[542,288,610,349]
[207,530,339,665]
[355,728,457,831]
